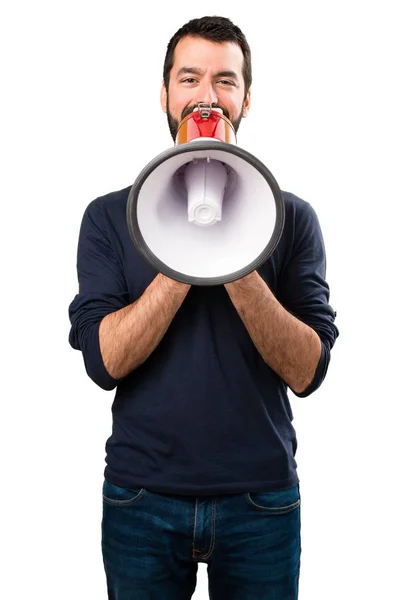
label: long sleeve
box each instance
[68,198,129,390]
[277,195,339,397]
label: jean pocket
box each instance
[102,480,146,506]
[245,485,300,514]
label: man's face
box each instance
[161,36,251,142]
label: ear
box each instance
[160,81,167,113]
[242,87,251,118]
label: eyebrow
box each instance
[176,67,239,81]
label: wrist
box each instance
[158,273,191,294]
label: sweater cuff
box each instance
[291,340,329,398]
[84,321,122,391]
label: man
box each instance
[69,15,339,600]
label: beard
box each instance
[166,96,245,142]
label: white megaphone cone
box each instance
[126,103,285,285]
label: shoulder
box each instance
[281,191,318,223]
[79,186,132,241]
[281,190,323,241]
[271,191,326,273]
[84,185,132,220]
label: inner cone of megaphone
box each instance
[185,158,228,226]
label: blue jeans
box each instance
[102,480,301,599]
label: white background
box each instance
[1,0,399,598]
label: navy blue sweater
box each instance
[68,186,338,495]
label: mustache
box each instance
[181,103,231,121]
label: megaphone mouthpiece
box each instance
[184,158,228,227]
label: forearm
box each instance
[99,274,191,379]
[225,271,321,394]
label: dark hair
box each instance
[163,16,252,97]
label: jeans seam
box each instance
[245,494,301,513]
[102,489,146,506]
[192,498,217,560]
[192,499,198,559]
[201,498,216,560]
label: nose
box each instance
[195,80,218,106]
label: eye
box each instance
[217,80,236,87]
[181,78,197,84]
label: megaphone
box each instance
[126,103,284,285]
